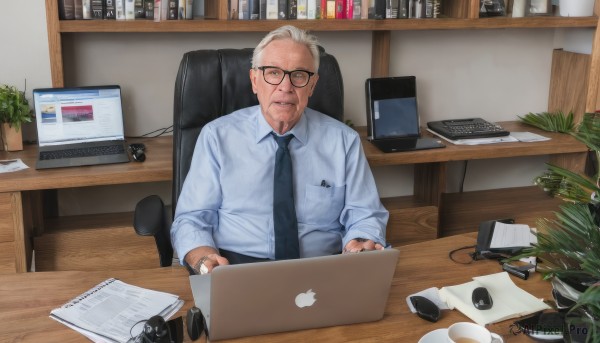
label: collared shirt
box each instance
[171,105,388,262]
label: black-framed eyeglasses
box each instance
[256,66,315,88]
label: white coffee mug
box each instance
[447,322,504,343]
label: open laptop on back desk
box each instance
[189,249,400,341]
[32,85,130,169]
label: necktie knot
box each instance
[271,133,293,149]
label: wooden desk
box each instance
[358,121,588,245]
[0,235,552,342]
[0,136,172,273]
[0,121,589,273]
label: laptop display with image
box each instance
[32,85,130,169]
[189,249,400,341]
[365,76,445,153]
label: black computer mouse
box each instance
[409,295,441,322]
[472,286,493,310]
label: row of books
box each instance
[59,0,441,20]
[233,0,440,20]
[59,0,194,21]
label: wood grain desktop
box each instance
[0,234,552,342]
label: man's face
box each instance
[250,39,319,134]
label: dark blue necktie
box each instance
[271,133,299,260]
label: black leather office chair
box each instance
[133,46,345,267]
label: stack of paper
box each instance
[439,272,550,326]
[50,278,184,343]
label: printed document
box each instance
[490,222,537,249]
[50,278,183,343]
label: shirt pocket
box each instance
[302,184,346,225]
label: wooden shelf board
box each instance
[58,16,598,33]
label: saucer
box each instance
[418,328,448,343]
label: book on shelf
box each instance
[360,0,368,18]
[143,0,154,19]
[266,0,278,19]
[186,0,193,18]
[160,0,168,19]
[278,0,288,18]
[116,0,126,19]
[288,0,298,19]
[249,0,260,19]
[385,0,397,18]
[105,0,117,19]
[59,0,75,20]
[344,0,353,18]
[167,0,178,18]
[49,278,184,343]
[239,0,248,19]
[334,0,343,18]
[326,0,335,18]
[398,0,407,17]
[82,0,92,18]
[134,0,145,17]
[125,0,135,18]
[307,0,317,19]
[260,0,267,19]
[369,0,384,18]
[297,0,307,18]
[74,0,84,19]
[153,0,162,21]
[91,0,104,18]
[352,0,361,19]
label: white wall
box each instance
[1,0,585,215]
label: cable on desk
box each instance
[459,160,468,193]
[127,125,174,139]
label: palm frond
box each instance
[573,113,600,153]
[518,111,575,133]
[534,164,600,204]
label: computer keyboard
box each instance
[40,144,125,160]
[427,118,510,140]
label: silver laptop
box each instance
[189,249,400,341]
[32,85,130,169]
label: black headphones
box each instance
[129,143,146,162]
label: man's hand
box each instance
[343,238,384,254]
[185,246,230,274]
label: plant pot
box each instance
[1,123,23,151]
[559,0,595,17]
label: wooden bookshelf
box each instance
[45,0,600,95]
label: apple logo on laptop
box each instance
[295,289,317,308]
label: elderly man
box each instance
[171,25,388,275]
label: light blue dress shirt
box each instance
[171,105,388,262]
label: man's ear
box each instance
[249,69,258,94]
[308,75,319,96]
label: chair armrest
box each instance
[134,195,173,267]
[134,195,165,236]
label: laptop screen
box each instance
[33,85,125,147]
[366,76,420,140]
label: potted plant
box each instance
[0,84,32,151]
[515,111,600,342]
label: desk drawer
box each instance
[0,192,15,243]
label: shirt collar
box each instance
[254,107,308,146]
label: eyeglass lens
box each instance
[261,67,311,88]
